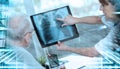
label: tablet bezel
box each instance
[30,6,79,48]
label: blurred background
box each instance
[1,0,109,59]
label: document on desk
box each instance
[59,54,102,69]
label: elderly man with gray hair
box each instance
[6,14,45,69]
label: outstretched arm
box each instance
[57,15,102,26]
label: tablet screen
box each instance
[30,6,79,48]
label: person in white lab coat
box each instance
[56,0,120,68]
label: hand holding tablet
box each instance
[30,6,79,48]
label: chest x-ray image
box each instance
[30,6,79,48]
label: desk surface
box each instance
[59,54,102,69]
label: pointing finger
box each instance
[56,18,64,21]
[61,23,67,27]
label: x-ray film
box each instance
[30,6,79,48]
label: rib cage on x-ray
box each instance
[41,14,53,44]
[39,9,75,45]
[31,6,79,47]
[54,9,75,38]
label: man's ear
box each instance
[23,32,32,44]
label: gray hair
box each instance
[7,14,33,42]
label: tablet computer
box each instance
[30,6,79,48]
